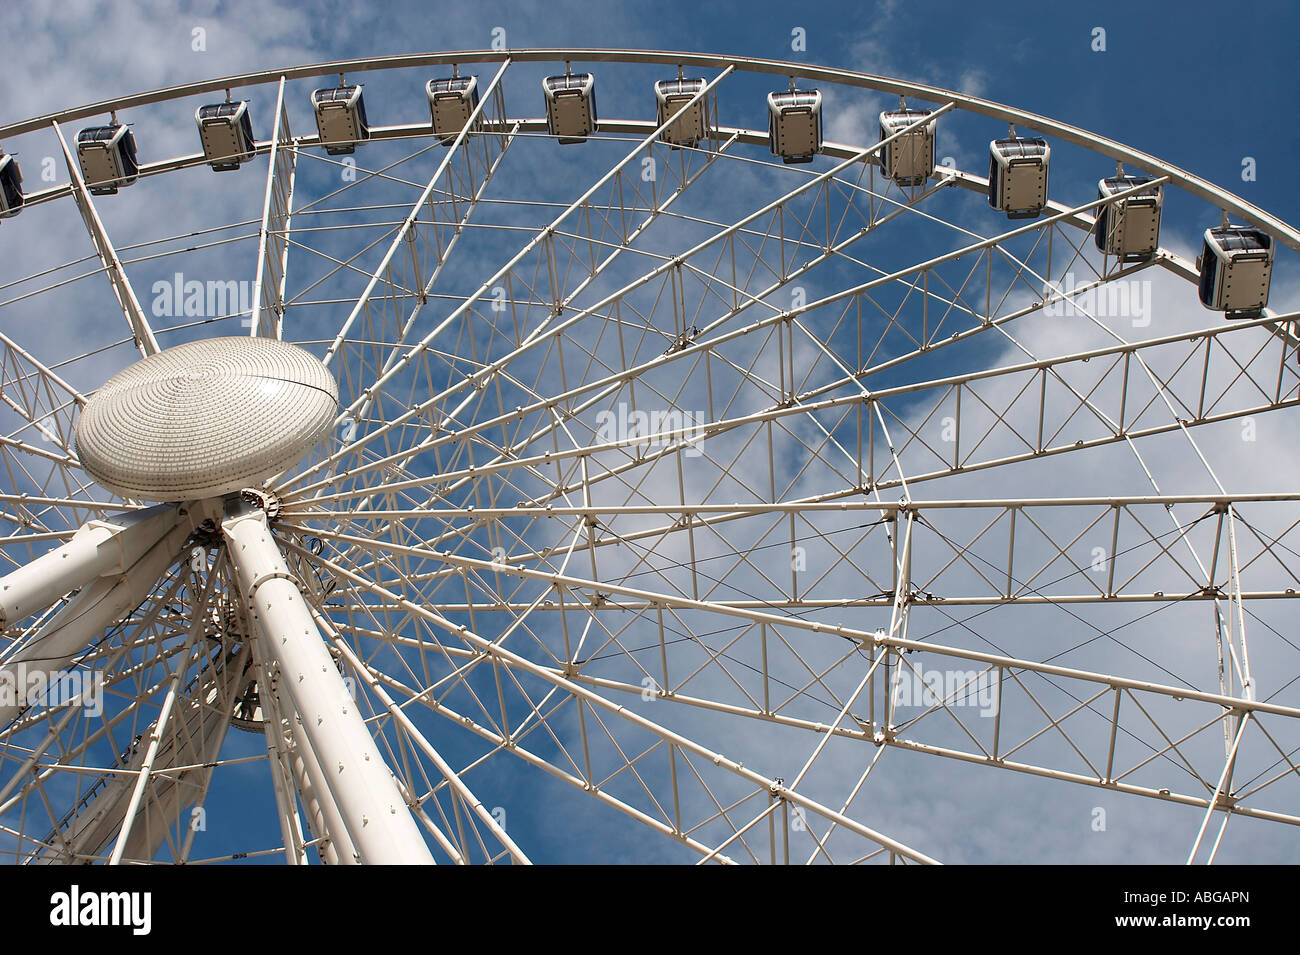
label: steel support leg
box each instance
[0,508,194,727]
[221,502,433,864]
[0,503,183,628]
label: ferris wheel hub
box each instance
[75,336,338,502]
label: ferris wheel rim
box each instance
[0,47,1297,865]
[1,47,1296,255]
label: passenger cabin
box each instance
[426,75,479,146]
[543,73,597,144]
[195,101,256,171]
[0,151,23,220]
[654,77,708,148]
[1197,226,1273,318]
[311,85,370,155]
[988,137,1049,219]
[76,124,139,195]
[767,89,822,164]
[878,108,936,186]
[1094,175,1162,260]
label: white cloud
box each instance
[2,4,1297,865]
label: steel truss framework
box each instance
[0,50,1297,865]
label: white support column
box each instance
[0,510,194,727]
[284,712,364,864]
[221,502,433,864]
[255,654,357,865]
[244,654,310,864]
[0,503,182,628]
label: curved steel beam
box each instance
[1,48,1295,253]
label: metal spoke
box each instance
[1,48,1296,864]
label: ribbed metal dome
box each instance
[75,336,338,502]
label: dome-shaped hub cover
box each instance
[76,336,338,502]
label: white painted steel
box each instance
[222,503,433,865]
[0,50,1296,866]
[0,514,193,726]
[0,504,181,627]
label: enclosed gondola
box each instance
[767,88,822,164]
[543,72,598,144]
[1094,175,1162,260]
[1197,225,1273,317]
[988,136,1049,219]
[0,151,23,220]
[878,108,936,186]
[195,101,256,171]
[76,124,139,195]
[654,77,709,148]
[311,84,370,155]
[426,75,479,146]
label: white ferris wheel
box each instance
[0,49,1297,865]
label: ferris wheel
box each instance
[0,48,1297,865]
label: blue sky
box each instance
[10,0,1296,220]
[2,0,1300,865]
